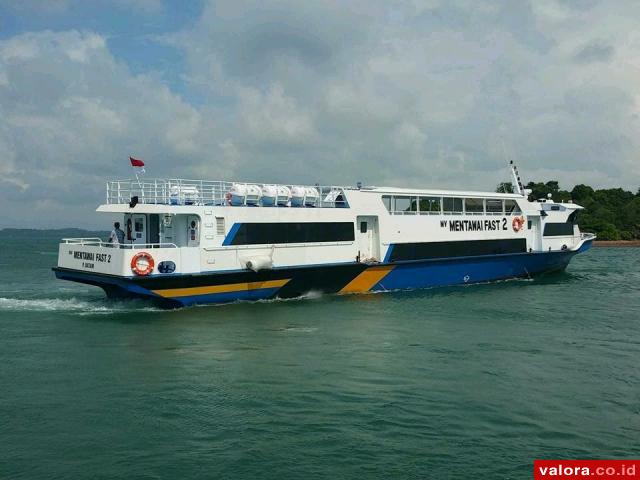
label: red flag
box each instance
[129,156,145,167]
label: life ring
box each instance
[131,252,154,276]
[512,216,525,232]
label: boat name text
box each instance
[441,218,508,232]
[71,251,111,263]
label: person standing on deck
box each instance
[108,222,125,246]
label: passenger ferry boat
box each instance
[53,163,595,307]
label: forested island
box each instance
[496,181,640,240]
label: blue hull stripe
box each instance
[222,223,241,246]
[382,244,394,263]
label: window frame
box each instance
[442,197,464,215]
[419,196,442,215]
[485,199,504,215]
[464,198,485,215]
[382,195,392,213]
[504,199,522,215]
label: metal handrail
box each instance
[62,237,103,244]
[61,238,178,249]
[122,243,178,249]
[105,178,352,208]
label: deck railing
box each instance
[106,178,351,208]
[62,238,178,249]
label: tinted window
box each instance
[443,197,463,212]
[229,222,355,245]
[486,199,503,213]
[568,211,578,224]
[465,198,484,213]
[505,199,521,214]
[543,222,574,236]
[393,196,410,212]
[419,197,441,213]
[382,195,392,212]
[394,196,412,212]
[360,221,367,233]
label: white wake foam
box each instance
[0,297,160,314]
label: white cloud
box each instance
[239,84,317,144]
[153,0,640,192]
[0,30,221,227]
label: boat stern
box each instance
[54,238,184,306]
[575,232,596,254]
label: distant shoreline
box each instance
[594,240,640,247]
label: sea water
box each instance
[1,230,639,479]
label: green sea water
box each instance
[1,230,639,479]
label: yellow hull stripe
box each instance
[339,265,395,294]
[152,279,291,298]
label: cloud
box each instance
[167,0,640,191]
[0,30,221,227]
[1,0,640,228]
[572,40,615,64]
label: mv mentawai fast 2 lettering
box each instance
[72,251,111,263]
[442,218,507,232]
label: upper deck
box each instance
[102,177,586,224]
[106,178,352,208]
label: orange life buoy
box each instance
[131,252,154,276]
[512,216,525,232]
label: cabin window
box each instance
[134,217,144,232]
[442,197,463,214]
[394,196,416,214]
[486,199,503,214]
[216,217,225,235]
[149,214,160,244]
[228,222,355,245]
[543,222,574,236]
[360,221,368,233]
[394,196,410,212]
[465,198,484,214]
[419,197,441,214]
[382,195,392,212]
[505,199,522,214]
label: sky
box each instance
[1,0,639,228]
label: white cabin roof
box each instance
[360,186,525,199]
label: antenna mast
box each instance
[509,161,525,196]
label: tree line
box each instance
[495,181,640,240]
